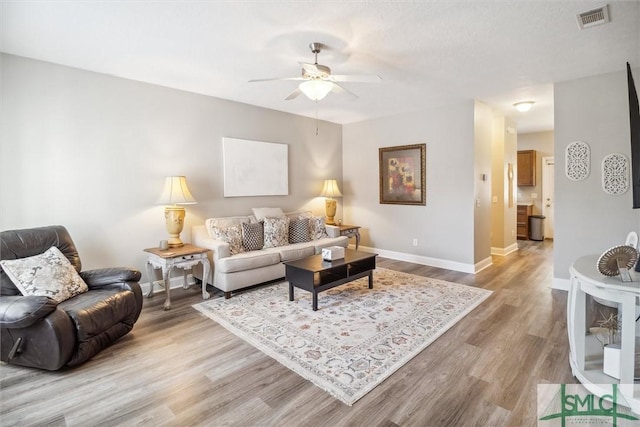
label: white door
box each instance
[542,157,555,239]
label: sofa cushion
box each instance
[216,251,281,274]
[289,218,311,244]
[242,221,264,251]
[285,210,313,221]
[309,216,329,240]
[0,246,89,303]
[252,207,285,221]
[209,225,244,255]
[263,217,290,248]
[277,243,316,262]
[205,216,252,229]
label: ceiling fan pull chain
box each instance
[315,100,319,135]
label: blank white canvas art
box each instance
[222,137,289,197]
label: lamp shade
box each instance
[320,179,343,198]
[157,176,197,205]
[299,80,334,101]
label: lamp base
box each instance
[168,239,184,248]
[165,206,185,247]
[325,199,337,225]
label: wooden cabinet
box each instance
[517,204,532,240]
[517,150,536,186]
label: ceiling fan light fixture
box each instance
[299,79,333,101]
[513,101,535,112]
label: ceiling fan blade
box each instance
[285,87,302,100]
[249,77,305,83]
[330,74,382,83]
[331,82,358,98]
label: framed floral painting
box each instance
[379,144,426,205]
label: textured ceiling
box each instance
[1,1,639,133]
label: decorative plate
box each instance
[565,141,590,181]
[601,153,629,195]
[597,245,639,276]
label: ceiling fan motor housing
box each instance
[302,64,331,79]
[309,42,324,54]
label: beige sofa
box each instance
[192,209,348,298]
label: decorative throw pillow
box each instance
[252,207,285,222]
[242,221,264,251]
[263,217,290,248]
[0,246,89,303]
[205,216,251,230]
[285,210,313,221]
[210,224,244,255]
[289,218,311,244]
[309,216,329,240]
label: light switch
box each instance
[475,199,480,208]
[492,196,498,203]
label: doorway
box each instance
[542,156,554,239]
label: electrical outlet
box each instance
[475,199,480,208]
[412,238,418,247]
[531,193,538,199]
[511,229,515,237]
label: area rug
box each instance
[192,268,492,406]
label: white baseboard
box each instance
[355,245,479,274]
[551,277,570,291]
[491,243,519,257]
[474,256,493,273]
[140,274,197,295]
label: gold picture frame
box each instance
[379,144,426,205]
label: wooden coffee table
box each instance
[284,249,378,310]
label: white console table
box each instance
[568,255,640,413]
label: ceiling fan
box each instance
[249,42,382,101]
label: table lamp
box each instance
[320,179,342,225]
[157,176,197,247]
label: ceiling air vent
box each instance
[576,4,610,30]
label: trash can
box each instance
[529,215,545,241]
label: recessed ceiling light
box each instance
[514,101,535,112]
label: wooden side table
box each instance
[338,225,361,250]
[143,244,211,310]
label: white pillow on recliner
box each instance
[0,246,88,303]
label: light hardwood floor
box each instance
[1,240,576,426]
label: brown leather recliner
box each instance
[0,225,143,370]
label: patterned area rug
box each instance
[193,268,492,406]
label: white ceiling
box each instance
[1,1,639,133]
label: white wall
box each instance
[10,54,635,287]
[554,68,640,282]
[473,101,493,265]
[0,54,343,282]
[491,115,517,253]
[342,101,477,271]
[518,130,554,215]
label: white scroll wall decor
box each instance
[601,153,629,195]
[565,141,590,181]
